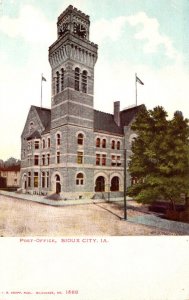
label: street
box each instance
[0,194,179,236]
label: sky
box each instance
[0,0,189,160]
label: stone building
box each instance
[20,5,142,199]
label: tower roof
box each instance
[57,5,90,23]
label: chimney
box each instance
[114,101,120,126]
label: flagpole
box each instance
[41,73,43,108]
[135,73,137,106]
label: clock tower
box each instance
[49,5,98,129]
[48,5,98,198]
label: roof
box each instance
[120,105,143,127]
[94,110,122,134]
[0,165,20,172]
[94,105,143,135]
[33,106,51,134]
[29,105,142,136]
[26,130,41,140]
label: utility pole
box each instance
[123,148,127,220]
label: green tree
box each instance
[127,106,189,209]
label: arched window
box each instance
[55,174,60,181]
[55,174,61,194]
[82,70,87,93]
[95,176,105,192]
[61,68,65,91]
[75,67,80,91]
[110,176,119,191]
[117,141,120,150]
[42,139,45,149]
[102,139,106,148]
[96,138,100,147]
[77,133,84,145]
[28,172,31,188]
[56,133,61,146]
[47,138,50,148]
[42,154,45,166]
[56,71,60,94]
[111,140,115,149]
[76,173,84,185]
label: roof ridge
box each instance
[32,105,51,111]
[94,109,113,116]
[121,104,143,113]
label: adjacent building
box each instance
[20,5,142,199]
[0,165,20,189]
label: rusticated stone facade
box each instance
[20,5,142,200]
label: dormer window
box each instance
[29,122,34,133]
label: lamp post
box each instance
[123,148,127,220]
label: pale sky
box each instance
[0,0,189,160]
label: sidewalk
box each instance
[0,190,102,206]
[128,214,189,235]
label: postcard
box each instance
[0,1,189,299]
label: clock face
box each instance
[58,22,68,36]
[73,22,87,38]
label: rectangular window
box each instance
[102,154,106,166]
[111,155,116,166]
[117,156,121,166]
[77,151,83,164]
[57,151,60,164]
[28,156,31,166]
[96,154,100,166]
[47,154,50,165]
[34,141,39,149]
[27,141,32,150]
[34,172,38,188]
[34,155,39,166]
[42,172,45,188]
[56,72,60,94]
[46,172,49,188]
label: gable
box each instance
[21,106,49,139]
